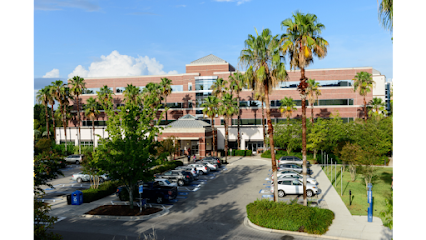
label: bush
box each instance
[81,180,122,203]
[247,199,334,235]
[245,150,252,156]
[152,161,183,175]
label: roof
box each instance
[372,69,381,75]
[167,115,211,128]
[188,54,228,65]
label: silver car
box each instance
[64,154,84,164]
[278,163,313,175]
[271,178,320,198]
[72,172,109,183]
[175,166,199,179]
[187,163,210,175]
[278,156,312,167]
[196,161,218,171]
[273,173,318,185]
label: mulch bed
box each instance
[85,205,162,216]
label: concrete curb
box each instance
[244,216,358,240]
[79,207,169,221]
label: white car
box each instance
[188,163,210,175]
[72,172,109,183]
[277,156,312,167]
[155,178,177,187]
[272,172,318,185]
[271,178,320,198]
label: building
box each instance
[56,54,387,156]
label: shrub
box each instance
[247,199,334,235]
[245,150,252,156]
[82,180,122,203]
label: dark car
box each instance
[201,156,222,167]
[155,170,193,186]
[116,181,178,204]
[278,163,313,175]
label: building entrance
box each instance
[246,141,263,154]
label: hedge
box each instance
[247,199,334,235]
[151,160,184,175]
[82,180,123,203]
[226,149,252,156]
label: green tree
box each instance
[69,76,86,154]
[201,96,220,157]
[279,97,297,123]
[281,11,329,206]
[307,117,327,160]
[218,92,238,163]
[306,79,321,124]
[339,142,364,181]
[94,99,162,209]
[368,97,388,120]
[159,78,173,123]
[240,28,288,202]
[97,85,114,108]
[84,97,100,152]
[36,87,51,139]
[210,78,228,99]
[380,191,393,229]
[254,91,267,150]
[353,71,374,122]
[229,72,245,149]
[47,86,57,139]
[51,80,72,152]
[123,84,141,106]
[378,0,393,33]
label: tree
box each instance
[210,78,228,99]
[378,0,393,33]
[339,142,364,181]
[240,28,288,202]
[229,72,245,149]
[306,79,321,124]
[160,136,179,161]
[123,84,141,106]
[93,99,162,209]
[47,86,57,139]
[84,97,100,152]
[353,71,374,122]
[218,92,238,164]
[97,85,114,107]
[380,191,393,229]
[279,97,297,123]
[368,97,388,120]
[254,91,267,151]
[69,76,86,155]
[307,117,327,160]
[159,78,173,123]
[281,11,328,206]
[51,80,72,152]
[201,96,220,157]
[36,87,51,139]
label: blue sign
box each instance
[139,185,143,194]
[367,183,373,222]
[368,191,372,203]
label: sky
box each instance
[34,0,394,104]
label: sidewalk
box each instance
[311,165,393,240]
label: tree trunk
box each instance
[45,104,50,139]
[51,104,56,140]
[225,118,228,163]
[363,96,367,122]
[211,116,216,157]
[300,68,308,206]
[165,95,168,123]
[77,95,81,155]
[128,185,134,209]
[261,102,266,150]
[311,102,314,124]
[92,119,95,152]
[62,105,67,152]
[237,93,241,150]
[264,85,278,202]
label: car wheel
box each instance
[156,196,163,204]
[307,190,313,197]
[278,190,286,198]
[178,180,184,186]
[77,178,82,183]
[75,160,80,165]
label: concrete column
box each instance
[199,137,206,158]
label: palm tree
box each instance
[36,87,50,139]
[210,78,228,99]
[254,91,267,151]
[51,80,71,151]
[378,0,393,32]
[218,93,238,164]
[69,76,86,154]
[279,97,297,123]
[306,79,321,124]
[97,85,114,110]
[47,86,57,139]
[281,12,328,206]
[159,78,173,123]
[201,96,220,157]
[368,97,388,120]
[84,97,100,152]
[239,28,288,202]
[123,84,141,106]
[229,72,245,149]
[353,71,374,122]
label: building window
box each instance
[60,141,75,146]
[196,110,203,114]
[81,141,93,146]
[171,85,183,92]
[188,100,193,108]
[116,87,125,93]
[277,80,353,89]
[82,120,107,126]
[188,83,192,91]
[160,102,183,109]
[83,88,100,94]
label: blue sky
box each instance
[34,0,393,99]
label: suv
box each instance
[175,166,199,179]
[278,163,313,175]
[64,154,84,164]
[201,157,222,167]
[278,156,311,167]
[271,178,320,198]
[155,170,193,186]
[195,160,218,171]
[187,163,210,175]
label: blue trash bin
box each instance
[71,190,83,205]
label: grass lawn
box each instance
[322,165,392,224]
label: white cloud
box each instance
[42,68,60,78]
[214,0,251,5]
[68,50,179,79]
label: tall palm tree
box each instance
[279,97,297,124]
[97,85,114,109]
[123,84,141,106]
[229,72,245,149]
[51,80,71,151]
[210,78,228,99]
[240,28,288,202]
[306,79,321,124]
[254,91,267,151]
[47,86,56,139]
[69,76,86,154]
[378,0,393,32]
[36,87,50,139]
[84,97,100,152]
[201,96,220,157]
[353,71,374,122]
[218,93,238,164]
[368,97,388,120]
[159,78,173,123]
[281,12,328,206]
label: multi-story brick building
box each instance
[56,54,386,157]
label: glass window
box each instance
[195,79,216,91]
[188,100,193,108]
[188,83,192,91]
[282,181,292,185]
[277,80,353,89]
[83,88,100,94]
[171,85,183,92]
[271,100,275,107]
[292,181,302,185]
[116,87,125,93]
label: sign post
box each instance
[139,185,143,213]
[367,183,373,222]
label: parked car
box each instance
[272,172,318,185]
[64,154,84,164]
[175,166,199,179]
[187,163,210,175]
[271,178,320,197]
[154,170,193,186]
[278,163,313,175]
[155,178,177,187]
[116,181,178,204]
[201,156,222,167]
[72,172,110,183]
[195,160,218,171]
[278,156,312,167]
